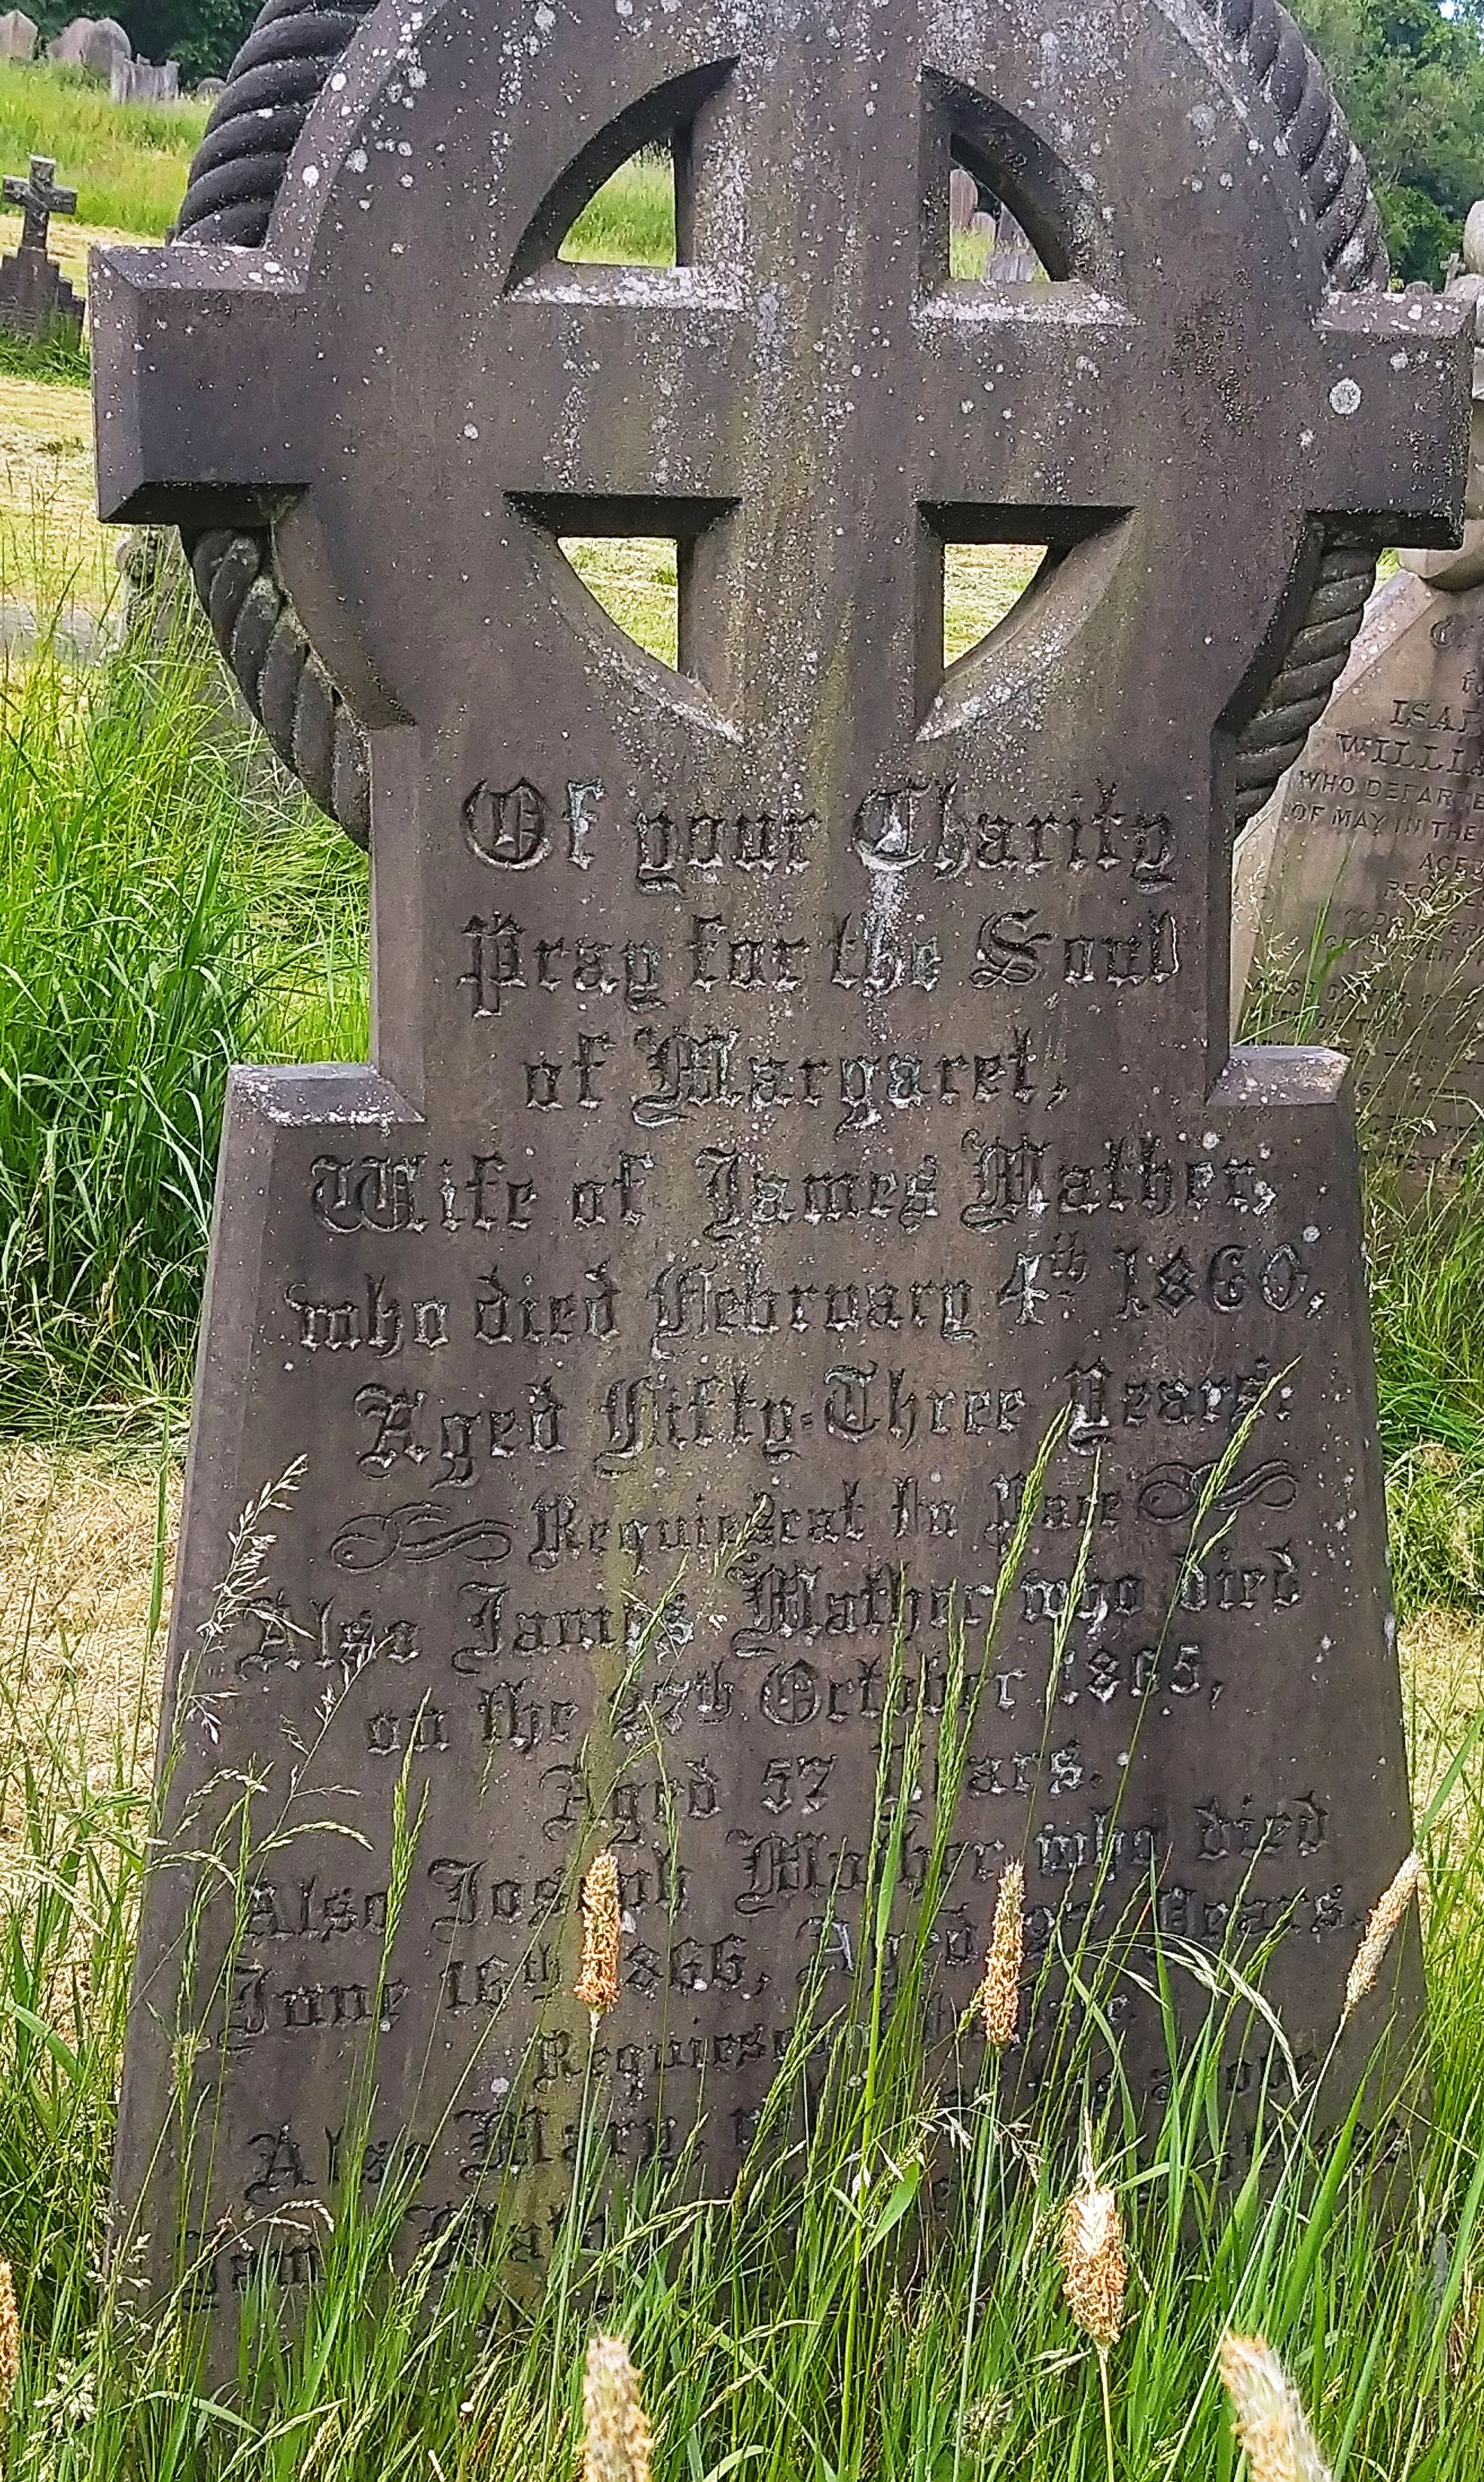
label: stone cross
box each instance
[5,156,75,257]
[93,0,1467,2323]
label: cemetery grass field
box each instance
[3,80,1484,2482]
[0,61,206,239]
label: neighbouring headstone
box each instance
[1235,221,1484,1177]
[93,0,1465,2322]
[0,12,37,61]
[949,163,994,249]
[48,12,128,75]
[991,206,1041,283]
[111,53,178,102]
[0,154,81,346]
[195,74,224,98]
[45,13,88,59]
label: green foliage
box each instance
[0,61,205,237]
[1370,1166,1484,1614]
[0,324,87,386]
[117,0,257,87]
[1241,903,1484,1618]
[559,151,675,264]
[0,593,367,1433]
[1292,0,1484,281]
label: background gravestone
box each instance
[990,206,1040,283]
[47,14,128,76]
[949,163,995,252]
[0,13,36,62]
[93,0,1465,2317]
[1235,215,1484,1178]
[111,55,177,102]
[0,154,81,346]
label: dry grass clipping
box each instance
[0,1443,177,1817]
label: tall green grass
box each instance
[0,593,367,1430]
[1370,1166,1484,1615]
[1243,910,1484,1617]
[562,153,675,264]
[0,61,205,238]
[0,1482,1481,2476]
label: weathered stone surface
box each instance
[0,14,37,63]
[111,54,178,102]
[1235,229,1484,1174]
[48,12,129,75]
[1236,571,1484,1173]
[0,155,81,346]
[92,0,1466,2322]
[991,206,1041,282]
[45,14,90,61]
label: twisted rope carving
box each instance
[172,0,1391,845]
[1193,0,1391,821]
[173,0,377,844]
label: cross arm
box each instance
[5,172,75,216]
[910,285,1143,518]
[90,245,315,526]
[497,272,749,503]
[1312,291,1472,545]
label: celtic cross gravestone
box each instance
[94,0,1466,2316]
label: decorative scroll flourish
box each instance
[166,0,1388,846]
[1135,1457,1300,1524]
[328,1503,514,1572]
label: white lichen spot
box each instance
[1329,377,1362,416]
[464,420,479,438]
[300,163,321,188]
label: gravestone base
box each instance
[0,242,81,346]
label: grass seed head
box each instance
[973,1858,1025,2047]
[1059,2148,1126,2352]
[1342,1850,1425,2024]
[0,2258,18,2413]
[1219,2331,1333,2482]
[581,2333,653,2482]
[575,1849,622,2024]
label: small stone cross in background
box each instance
[4,155,77,255]
[0,153,83,346]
